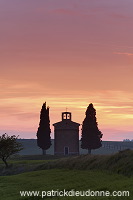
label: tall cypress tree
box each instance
[81,103,103,154]
[37,102,51,155]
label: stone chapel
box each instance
[53,112,80,155]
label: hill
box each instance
[1,149,133,177]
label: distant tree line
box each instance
[123,139,133,142]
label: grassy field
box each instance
[0,169,133,200]
[0,150,133,200]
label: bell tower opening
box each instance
[62,112,71,121]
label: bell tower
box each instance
[62,112,71,121]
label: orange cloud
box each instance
[50,8,81,16]
[114,52,133,56]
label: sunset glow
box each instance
[0,0,133,140]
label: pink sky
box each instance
[0,0,133,140]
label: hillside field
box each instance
[0,150,133,200]
[0,169,133,200]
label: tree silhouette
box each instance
[81,103,103,154]
[0,133,23,167]
[37,102,51,155]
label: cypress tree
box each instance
[81,103,103,154]
[37,102,51,155]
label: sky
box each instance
[0,0,133,141]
